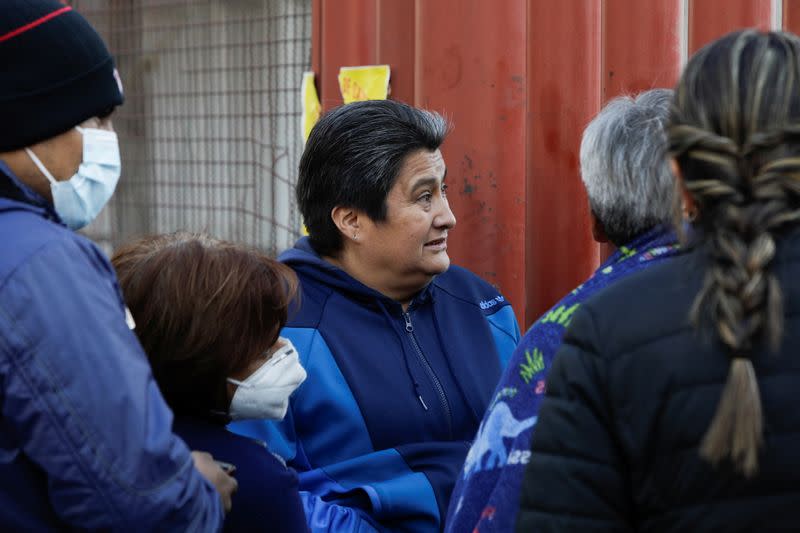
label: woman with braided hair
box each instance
[516,30,800,532]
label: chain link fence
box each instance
[69,0,311,255]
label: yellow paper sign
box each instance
[338,65,391,104]
[301,71,321,143]
[300,72,321,235]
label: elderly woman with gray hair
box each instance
[445,88,681,533]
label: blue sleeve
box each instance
[0,240,223,531]
[486,304,522,368]
[302,492,383,532]
[297,449,440,532]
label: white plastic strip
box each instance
[772,0,783,30]
[680,0,689,68]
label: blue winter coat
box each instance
[173,416,307,532]
[0,162,224,531]
[230,237,520,532]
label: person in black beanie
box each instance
[0,1,236,530]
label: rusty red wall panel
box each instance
[376,0,415,104]
[416,0,528,323]
[603,0,681,100]
[784,0,800,33]
[689,0,772,53]
[317,0,378,109]
[315,0,415,107]
[526,0,601,324]
[311,0,322,76]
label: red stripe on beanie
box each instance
[0,6,73,44]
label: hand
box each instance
[191,451,238,513]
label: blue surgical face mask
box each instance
[25,126,121,230]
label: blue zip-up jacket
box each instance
[230,238,520,532]
[0,162,224,531]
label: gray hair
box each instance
[579,88,675,245]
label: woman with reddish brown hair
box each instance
[112,232,308,533]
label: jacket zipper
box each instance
[403,311,453,439]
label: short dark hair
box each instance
[298,99,449,256]
[112,232,298,419]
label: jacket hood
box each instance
[279,237,433,310]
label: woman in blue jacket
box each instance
[231,99,520,532]
[112,232,309,533]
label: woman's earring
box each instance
[353,232,358,240]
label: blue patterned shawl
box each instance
[445,225,681,533]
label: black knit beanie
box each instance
[0,0,124,152]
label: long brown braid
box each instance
[669,30,800,476]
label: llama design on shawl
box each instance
[463,401,537,477]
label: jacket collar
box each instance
[0,160,62,224]
[280,236,436,312]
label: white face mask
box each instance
[227,338,307,421]
[25,126,121,230]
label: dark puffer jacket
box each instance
[516,234,800,532]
